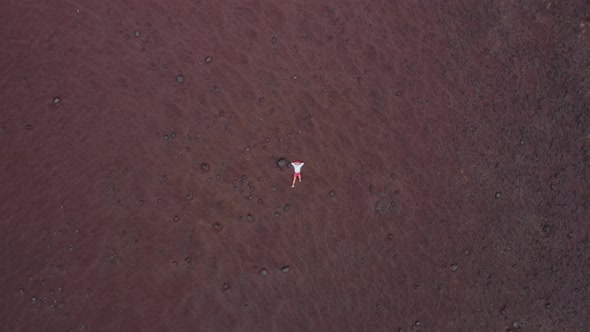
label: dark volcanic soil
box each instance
[1,1,589,331]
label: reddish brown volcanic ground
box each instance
[1,1,589,331]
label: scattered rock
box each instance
[213,223,223,231]
[271,36,276,44]
[281,266,290,273]
[329,190,336,197]
[53,97,60,104]
[259,268,268,277]
[200,163,210,171]
[134,30,141,38]
[176,75,185,83]
[205,56,213,63]
[450,264,458,272]
[495,191,502,199]
[277,158,288,168]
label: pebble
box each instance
[205,56,213,63]
[259,268,268,277]
[170,132,176,139]
[53,97,61,104]
[283,204,291,212]
[274,212,281,218]
[281,266,290,273]
[176,75,185,83]
[271,36,276,44]
[201,163,209,171]
[134,30,141,38]
[495,191,501,199]
[223,282,231,291]
[244,146,250,152]
[329,190,336,197]
[213,223,223,231]
[450,264,458,272]
[246,214,253,221]
[173,216,180,222]
[186,194,192,201]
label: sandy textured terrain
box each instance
[1,1,589,331]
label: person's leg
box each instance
[292,173,297,187]
[298,174,302,182]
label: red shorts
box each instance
[293,172,301,178]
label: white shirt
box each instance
[291,162,304,173]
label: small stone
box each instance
[281,266,290,273]
[244,146,250,152]
[223,282,231,291]
[388,233,393,240]
[249,186,255,192]
[495,191,501,199]
[329,190,336,197]
[257,198,263,204]
[173,216,180,222]
[246,214,253,221]
[139,200,144,205]
[259,268,268,276]
[205,56,213,63]
[274,212,281,218]
[283,204,291,212]
[277,158,288,168]
[450,264,458,272]
[186,194,192,201]
[163,134,169,141]
[134,30,141,38]
[25,124,32,130]
[157,198,163,204]
[213,223,223,231]
[542,224,550,233]
[53,97,61,104]
[176,75,185,83]
[200,163,210,171]
[170,132,176,139]
[271,36,276,44]
[184,257,191,263]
